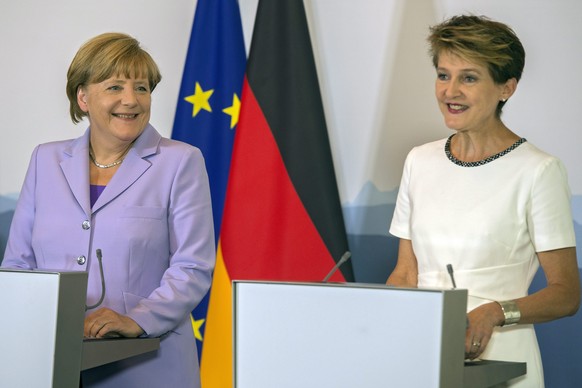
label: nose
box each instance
[445,79,462,98]
[121,89,138,106]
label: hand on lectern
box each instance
[465,302,505,360]
[84,307,145,339]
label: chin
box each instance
[443,122,459,131]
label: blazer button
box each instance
[82,220,91,230]
[76,255,86,265]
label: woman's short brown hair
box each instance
[428,15,525,115]
[66,32,162,124]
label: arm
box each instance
[386,238,418,287]
[467,157,580,358]
[2,146,39,269]
[127,147,215,337]
[515,156,580,322]
[466,247,580,359]
[513,247,580,323]
[85,146,216,338]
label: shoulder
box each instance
[159,137,203,156]
[156,138,205,171]
[32,133,86,161]
[407,137,448,158]
[517,141,557,160]
[134,125,204,165]
[403,137,449,170]
[141,129,207,176]
[513,141,566,172]
[506,142,571,194]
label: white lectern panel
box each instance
[233,282,467,388]
[1,272,59,385]
[0,269,87,388]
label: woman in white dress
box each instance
[387,15,580,387]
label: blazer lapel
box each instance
[92,125,161,213]
[60,130,92,217]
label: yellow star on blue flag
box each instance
[184,82,214,117]
[191,315,205,341]
[222,93,241,129]
[170,0,246,363]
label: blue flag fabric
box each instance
[171,0,246,359]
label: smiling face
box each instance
[77,76,151,147]
[435,51,516,134]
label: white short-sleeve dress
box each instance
[390,136,575,388]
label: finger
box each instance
[97,315,132,338]
[465,336,479,354]
[475,337,491,359]
[84,318,101,338]
[96,319,121,338]
[84,309,107,337]
[102,331,122,338]
[466,338,483,359]
[95,321,111,338]
[99,319,129,338]
[89,320,106,338]
[88,315,113,338]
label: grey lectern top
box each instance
[465,360,527,388]
[82,337,160,370]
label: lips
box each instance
[447,103,468,113]
[113,113,138,119]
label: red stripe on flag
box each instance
[220,79,342,282]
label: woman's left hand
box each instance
[84,307,145,338]
[465,302,504,359]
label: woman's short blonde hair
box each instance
[428,15,525,115]
[66,32,162,123]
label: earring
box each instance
[501,98,507,102]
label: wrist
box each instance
[495,300,521,326]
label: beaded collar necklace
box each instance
[444,135,527,167]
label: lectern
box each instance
[0,269,159,388]
[233,281,525,388]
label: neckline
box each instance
[444,135,527,167]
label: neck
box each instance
[89,142,133,169]
[89,142,133,167]
[450,126,520,162]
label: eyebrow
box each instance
[437,67,483,74]
[105,78,149,84]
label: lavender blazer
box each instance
[2,125,215,388]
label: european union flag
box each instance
[171,0,246,359]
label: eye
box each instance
[437,72,449,81]
[107,85,122,91]
[136,85,150,93]
[464,75,477,83]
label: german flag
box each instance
[200,0,353,385]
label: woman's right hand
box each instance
[84,307,145,338]
[464,302,504,359]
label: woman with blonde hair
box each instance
[3,33,215,387]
